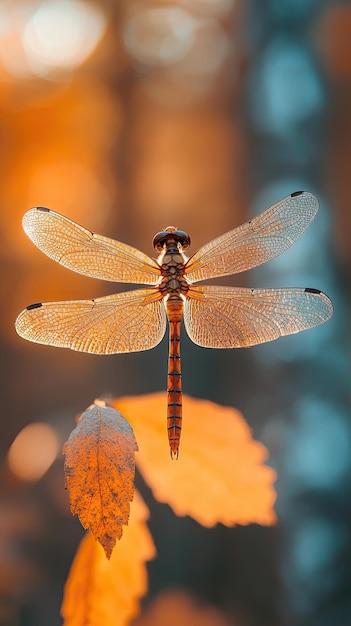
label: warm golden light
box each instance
[8,422,60,482]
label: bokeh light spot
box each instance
[8,422,60,482]
[123,6,196,67]
[293,518,348,583]
[23,0,107,76]
[250,38,323,135]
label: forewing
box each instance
[15,289,166,354]
[23,208,161,285]
[184,285,333,348]
[185,191,318,282]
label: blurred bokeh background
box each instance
[1,0,350,625]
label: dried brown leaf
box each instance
[64,401,138,558]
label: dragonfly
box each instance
[15,191,333,458]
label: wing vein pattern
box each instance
[23,208,161,285]
[184,285,333,348]
[185,192,319,282]
[15,289,166,354]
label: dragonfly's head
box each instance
[153,226,191,252]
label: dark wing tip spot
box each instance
[305,288,321,295]
[291,190,304,197]
[26,302,43,310]
[36,206,50,212]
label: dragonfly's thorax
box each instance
[157,245,189,300]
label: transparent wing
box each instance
[23,207,161,285]
[184,285,333,348]
[15,288,167,354]
[185,191,318,283]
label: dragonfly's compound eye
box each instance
[175,231,191,250]
[153,231,168,252]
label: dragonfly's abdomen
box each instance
[166,300,183,459]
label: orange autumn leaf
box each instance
[64,400,138,558]
[115,393,276,527]
[61,490,156,626]
[132,590,231,626]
